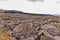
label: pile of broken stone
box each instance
[0,13,60,40]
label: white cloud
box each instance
[0,0,60,14]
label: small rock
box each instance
[12,31,20,38]
[11,37,17,40]
[41,24,56,30]
[25,37,34,40]
[32,34,38,39]
[40,35,54,40]
[55,36,60,40]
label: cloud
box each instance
[27,0,44,2]
[0,0,60,14]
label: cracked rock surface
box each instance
[0,13,60,40]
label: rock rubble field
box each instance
[0,13,60,40]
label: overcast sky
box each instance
[0,0,60,15]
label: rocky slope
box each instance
[0,11,60,40]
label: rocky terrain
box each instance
[0,12,60,40]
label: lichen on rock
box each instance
[0,30,11,40]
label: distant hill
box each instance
[0,9,53,16]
